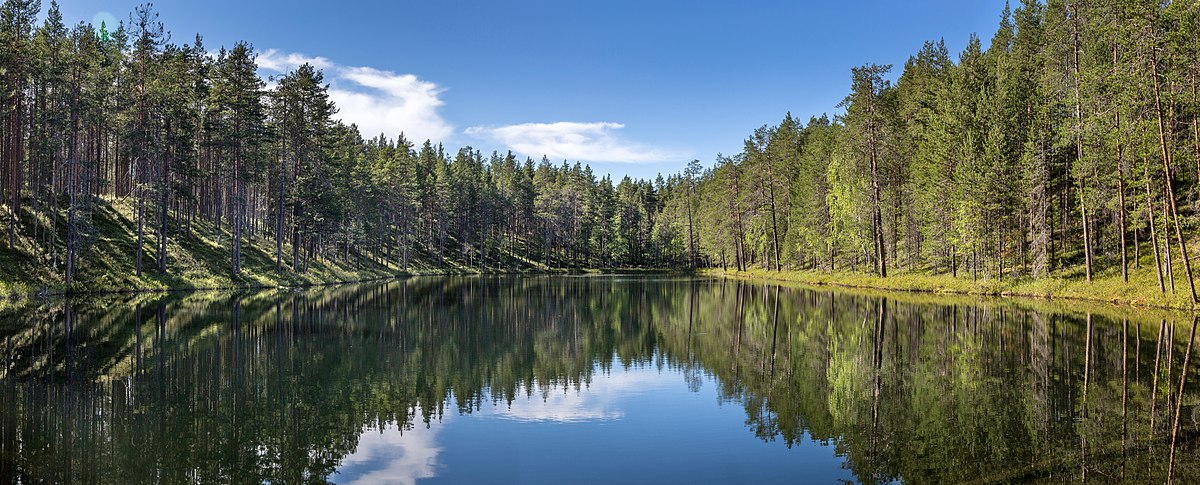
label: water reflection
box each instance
[0,276,1197,483]
[338,417,441,485]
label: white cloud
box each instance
[257,49,452,144]
[464,121,686,163]
[489,381,625,423]
[331,361,678,483]
[257,49,333,73]
[483,360,675,423]
[337,418,442,485]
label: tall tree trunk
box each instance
[1151,42,1197,302]
[402,207,410,271]
[1146,164,1166,293]
[1071,2,1092,282]
[1116,111,1127,283]
[66,94,79,288]
[136,167,144,278]
[869,120,886,278]
[769,196,781,271]
[276,118,285,273]
[158,151,168,274]
[1030,136,1049,277]
[1163,191,1175,293]
[686,181,696,269]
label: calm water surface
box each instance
[1,276,1198,483]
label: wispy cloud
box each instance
[484,366,674,423]
[337,415,442,485]
[257,49,452,144]
[257,49,332,72]
[464,121,686,163]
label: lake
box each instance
[1,276,1197,483]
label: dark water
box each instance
[1,276,1198,484]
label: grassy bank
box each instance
[11,195,1189,316]
[705,260,1200,312]
[0,197,555,303]
[0,198,393,301]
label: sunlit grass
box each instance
[708,250,1200,312]
[0,196,400,299]
[1,196,652,302]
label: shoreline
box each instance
[703,268,1200,313]
[10,264,1194,315]
[2,267,685,303]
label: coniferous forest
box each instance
[692,0,1200,306]
[0,1,689,293]
[2,1,1200,300]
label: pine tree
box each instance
[210,41,267,275]
[841,64,893,277]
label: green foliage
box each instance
[672,0,1200,305]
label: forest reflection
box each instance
[1,276,1197,483]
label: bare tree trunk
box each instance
[686,179,696,269]
[276,115,285,273]
[158,152,168,273]
[402,208,410,272]
[66,99,78,287]
[1030,136,1050,277]
[1151,45,1197,302]
[766,178,781,272]
[1114,60,1128,282]
[1071,2,1092,282]
[1145,164,1165,292]
[869,121,886,278]
[1163,182,1176,293]
[1135,225,1141,270]
[137,170,144,277]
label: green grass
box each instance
[707,251,1200,312]
[1,196,677,303]
[0,197,445,300]
[18,195,1186,316]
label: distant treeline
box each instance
[689,0,1200,299]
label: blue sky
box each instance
[59,1,1009,180]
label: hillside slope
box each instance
[0,197,550,299]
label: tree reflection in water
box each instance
[0,276,1197,483]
